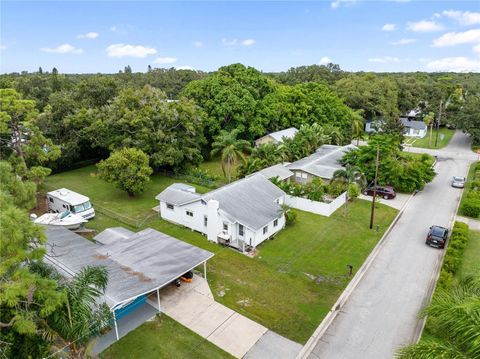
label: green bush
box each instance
[436,270,453,290]
[466,190,480,200]
[461,198,480,218]
[347,183,360,200]
[469,180,480,190]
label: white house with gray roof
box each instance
[155,174,286,252]
[255,127,298,147]
[400,118,427,138]
[286,144,356,184]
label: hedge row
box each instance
[460,163,480,218]
[436,221,470,289]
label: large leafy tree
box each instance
[211,129,251,183]
[453,93,480,145]
[0,88,61,172]
[92,85,205,170]
[97,147,153,196]
[342,135,435,192]
[0,190,64,357]
[397,275,480,359]
[182,63,276,141]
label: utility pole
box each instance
[369,146,380,229]
[435,100,443,148]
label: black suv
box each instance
[426,226,449,249]
[363,186,396,200]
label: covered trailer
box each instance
[47,188,95,220]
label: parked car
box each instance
[426,225,449,249]
[451,176,466,188]
[363,186,396,199]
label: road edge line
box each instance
[296,192,416,359]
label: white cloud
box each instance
[222,38,238,46]
[391,38,416,45]
[426,57,480,72]
[441,10,480,26]
[176,66,194,70]
[432,29,480,47]
[77,32,99,39]
[474,44,480,54]
[241,39,255,46]
[153,57,177,64]
[418,57,431,63]
[193,41,204,48]
[382,23,396,31]
[407,20,444,32]
[331,0,357,9]
[319,56,332,65]
[41,43,83,54]
[106,44,157,58]
[368,56,400,63]
[110,26,117,32]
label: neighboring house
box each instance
[44,226,213,343]
[255,127,298,147]
[257,163,294,182]
[156,174,286,252]
[365,117,385,133]
[400,118,427,138]
[286,144,357,184]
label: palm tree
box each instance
[423,112,435,146]
[397,275,480,359]
[46,266,112,358]
[332,165,366,215]
[211,129,251,183]
[351,109,365,145]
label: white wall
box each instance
[160,200,208,235]
[285,192,347,217]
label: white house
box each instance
[155,174,286,253]
[286,144,357,184]
[400,118,427,138]
[255,127,298,147]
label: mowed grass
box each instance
[457,230,480,278]
[406,128,455,149]
[100,315,233,359]
[45,166,398,344]
[44,165,210,221]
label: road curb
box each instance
[296,193,416,359]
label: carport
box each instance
[44,226,214,342]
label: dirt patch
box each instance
[31,193,49,216]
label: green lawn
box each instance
[405,128,454,149]
[197,156,240,186]
[45,166,398,344]
[402,152,436,166]
[100,315,233,359]
[459,161,480,218]
[457,230,480,278]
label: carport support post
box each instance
[112,310,119,340]
[204,261,207,282]
[156,288,161,312]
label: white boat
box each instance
[32,211,88,230]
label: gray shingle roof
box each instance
[44,226,213,308]
[258,164,294,181]
[286,144,356,180]
[400,118,427,130]
[155,184,201,205]
[94,227,135,245]
[202,174,285,230]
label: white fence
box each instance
[285,192,347,217]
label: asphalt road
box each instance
[304,131,476,359]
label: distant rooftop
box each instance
[287,144,356,180]
[258,163,294,181]
[256,127,298,143]
[400,118,427,130]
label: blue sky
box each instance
[1,1,479,73]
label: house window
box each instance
[295,171,302,178]
[301,172,307,179]
[204,216,208,227]
[239,224,244,236]
[186,210,193,217]
[166,203,174,210]
[263,226,268,234]
[223,223,228,231]
[49,197,54,203]
[274,219,278,227]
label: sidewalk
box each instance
[456,215,480,231]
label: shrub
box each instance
[327,182,346,197]
[466,190,480,200]
[436,270,453,290]
[461,198,480,218]
[469,180,480,190]
[347,183,360,200]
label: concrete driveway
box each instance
[153,275,300,359]
[300,131,476,359]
